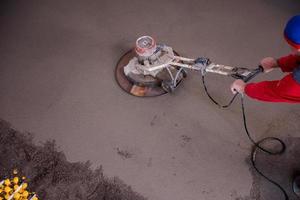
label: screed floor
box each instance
[1,1,300,199]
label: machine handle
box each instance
[243,65,264,82]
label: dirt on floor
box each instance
[0,119,146,200]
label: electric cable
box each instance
[201,75,238,108]
[201,74,289,200]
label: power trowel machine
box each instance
[115,36,263,97]
[115,36,289,199]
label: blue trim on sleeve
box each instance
[293,66,300,84]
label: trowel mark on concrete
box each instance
[149,113,180,128]
[180,135,192,147]
[181,135,192,142]
[115,147,133,160]
[150,115,158,126]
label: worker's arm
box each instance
[277,54,300,72]
[257,54,300,73]
[243,54,300,102]
[231,54,300,103]
[244,74,300,103]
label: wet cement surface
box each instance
[252,137,300,200]
[1,0,300,199]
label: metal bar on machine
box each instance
[206,63,235,71]
[146,62,171,72]
[147,56,195,72]
[205,68,230,75]
[169,62,194,69]
[173,56,195,62]
[205,63,235,76]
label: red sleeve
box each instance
[277,54,300,72]
[245,74,300,103]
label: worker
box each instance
[230,14,300,196]
[231,15,300,103]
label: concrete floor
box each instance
[1,0,300,199]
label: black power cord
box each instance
[201,74,238,108]
[201,75,289,200]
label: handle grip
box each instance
[243,65,264,82]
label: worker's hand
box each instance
[260,57,278,73]
[230,79,246,94]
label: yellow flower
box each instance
[4,180,10,186]
[14,185,19,191]
[31,197,38,200]
[13,177,19,185]
[4,186,12,193]
[4,194,10,200]
[21,191,28,198]
[21,183,27,190]
[13,193,20,200]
